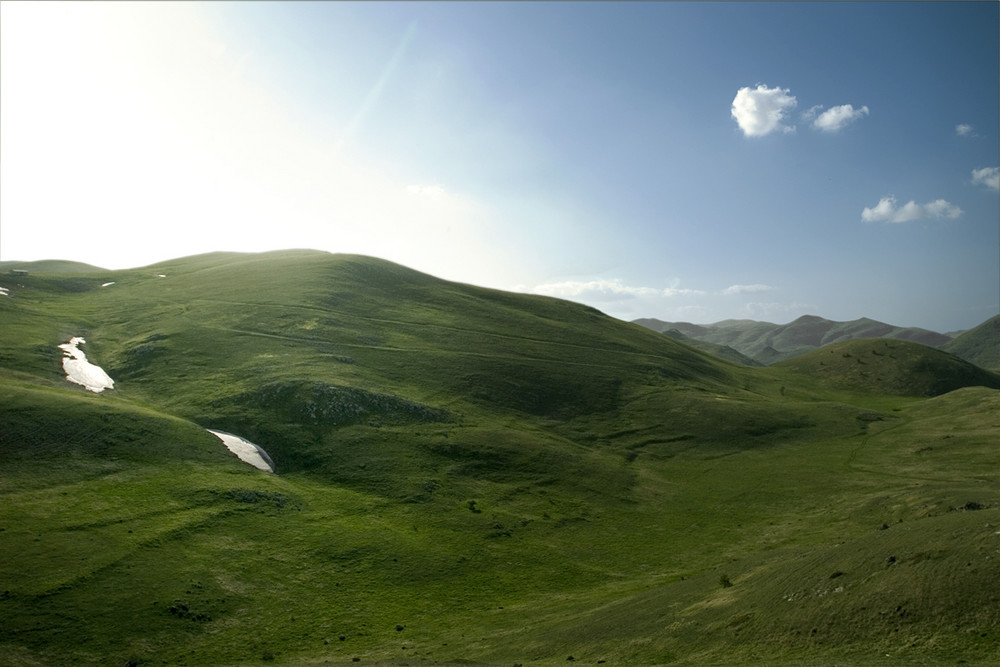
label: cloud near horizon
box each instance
[955,123,975,137]
[861,195,963,223]
[731,85,798,137]
[971,167,999,191]
[529,279,705,302]
[721,283,774,295]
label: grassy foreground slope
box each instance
[1,250,998,666]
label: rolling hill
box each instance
[943,314,1000,371]
[0,259,108,275]
[634,314,954,365]
[774,337,1000,397]
[1,250,998,666]
[660,327,763,366]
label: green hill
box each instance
[943,314,1000,371]
[660,328,763,366]
[1,250,999,665]
[774,338,1000,397]
[635,314,953,364]
[0,259,108,274]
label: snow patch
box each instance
[0,287,8,296]
[58,337,115,393]
[208,430,275,473]
[102,282,116,287]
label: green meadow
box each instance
[1,250,998,666]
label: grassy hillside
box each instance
[635,314,953,364]
[774,338,1000,397]
[0,259,108,274]
[944,314,1000,371]
[1,250,998,665]
[660,328,763,366]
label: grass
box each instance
[774,337,1000,397]
[944,314,1000,371]
[1,250,998,665]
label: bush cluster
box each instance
[242,380,449,427]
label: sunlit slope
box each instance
[5,250,845,487]
[1,251,999,665]
[775,337,1000,396]
[0,259,108,275]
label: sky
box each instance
[1,1,997,333]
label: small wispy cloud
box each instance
[731,84,798,137]
[530,279,705,302]
[721,284,774,295]
[801,105,822,123]
[971,167,999,191]
[956,123,976,137]
[861,195,963,223]
[809,104,869,132]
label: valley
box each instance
[1,250,998,666]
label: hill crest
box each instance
[634,314,954,365]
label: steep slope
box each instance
[943,313,1000,370]
[774,337,1000,396]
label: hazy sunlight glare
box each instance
[0,2,514,287]
[1,1,996,332]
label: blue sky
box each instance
[1,1,997,332]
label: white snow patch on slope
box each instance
[208,430,275,473]
[58,337,115,392]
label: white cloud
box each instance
[861,195,963,223]
[811,104,869,132]
[731,84,797,137]
[733,87,869,137]
[530,279,704,302]
[971,167,999,191]
[721,284,774,295]
[956,123,974,137]
[801,105,823,122]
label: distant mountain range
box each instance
[634,314,999,369]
